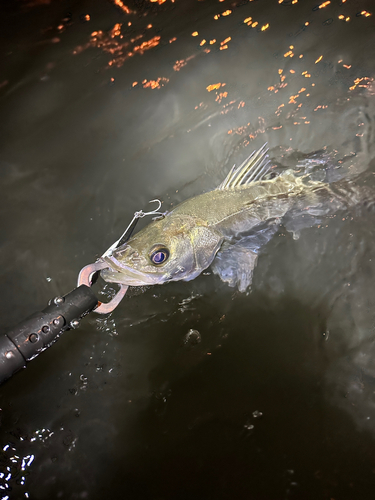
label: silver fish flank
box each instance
[101,144,365,292]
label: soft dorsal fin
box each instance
[217,143,270,190]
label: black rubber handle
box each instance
[0,285,98,385]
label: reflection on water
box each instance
[1,0,375,498]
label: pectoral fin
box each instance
[211,223,278,292]
[212,245,258,292]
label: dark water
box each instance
[1,0,375,498]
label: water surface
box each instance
[1,0,375,498]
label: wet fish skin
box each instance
[100,146,361,290]
[171,170,305,237]
[102,212,223,286]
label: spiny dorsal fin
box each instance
[217,143,270,190]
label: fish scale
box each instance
[101,145,370,291]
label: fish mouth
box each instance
[100,255,164,286]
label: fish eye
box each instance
[150,247,169,266]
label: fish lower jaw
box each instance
[102,273,154,286]
[100,267,164,287]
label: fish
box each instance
[100,144,367,292]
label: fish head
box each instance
[101,214,223,286]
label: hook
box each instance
[137,199,163,217]
[78,200,165,313]
[101,199,164,258]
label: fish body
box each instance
[101,145,363,291]
[171,169,304,235]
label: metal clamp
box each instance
[77,260,128,314]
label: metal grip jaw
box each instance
[0,285,98,384]
[0,200,163,384]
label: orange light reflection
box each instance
[142,77,169,89]
[112,0,132,14]
[206,83,226,92]
[173,55,196,71]
[77,24,162,68]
